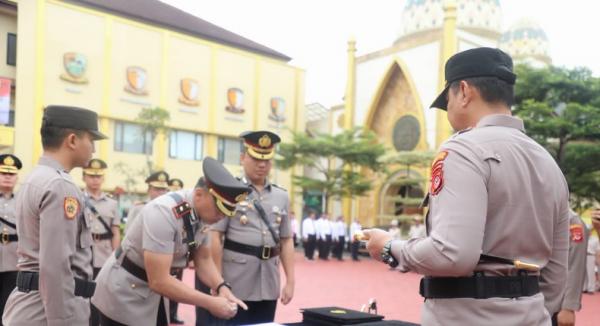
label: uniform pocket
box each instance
[79,212,93,249]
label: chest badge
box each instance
[240,215,249,225]
[570,224,584,243]
[64,197,80,220]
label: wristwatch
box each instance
[381,240,399,268]
[216,281,232,294]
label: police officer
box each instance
[554,209,588,326]
[211,130,295,325]
[365,48,569,325]
[91,157,249,325]
[0,154,21,325]
[3,105,108,326]
[124,170,169,232]
[168,177,185,324]
[82,158,120,326]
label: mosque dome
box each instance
[398,0,502,41]
[499,18,551,66]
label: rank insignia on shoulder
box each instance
[64,197,80,219]
[172,202,192,219]
[569,224,584,243]
[430,151,448,196]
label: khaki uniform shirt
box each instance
[560,210,588,311]
[2,156,93,326]
[124,202,144,234]
[390,115,570,325]
[212,176,290,301]
[85,192,119,268]
[0,193,17,272]
[91,189,209,325]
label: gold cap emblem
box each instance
[258,134,271,148]
[91,160,101,169]
[158,173,167,181]
[3,156,14,166]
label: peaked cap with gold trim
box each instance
[0,154,22,174]
[240,130,281,160]
[145,171,169,189]
[83,158,107,176]
[203,157,249,217]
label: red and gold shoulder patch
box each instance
[430,151,448,196]
[64,197,80,219]
[569,224,584,243]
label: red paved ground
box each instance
[174,251,600,325]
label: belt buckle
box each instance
[92,234,100,241]
[261,246,271,260]
[1,231,9,244]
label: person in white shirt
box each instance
[332,216,347,261]
[302,211,317,260]
[317,214,333,260]
[388,219,401,240]
[585,229,599,293]
[408,215,427,239]
[290,211,298,247]
[350,218,362,261]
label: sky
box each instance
[161,0,600,108]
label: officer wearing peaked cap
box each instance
[168,176,187,324]
[0,154,21,325]
[169,178,184,191]
[364,48,570,325]
[82,158,120,326]
[3,105,107,326]
[209,130,295,325]
[124,170,169,233]
[91,157,250,325]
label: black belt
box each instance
[420,272,540,299]
[224,239,280,260]
[92,232,112,241]
[1,233,17,244]
[115,247,148,282]
[16,271,96,298]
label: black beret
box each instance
[0,154,22,174]
[430,47,516,111]
[239,130,281,160]
[43,105,108,140]
[203,157,249,217]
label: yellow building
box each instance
[0,0,305,213]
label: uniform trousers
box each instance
[332,236,345,260]
[169,268,183,320]
[303,234,317,259]
[95,297,168,326]
[351,241,360,260]
[227,300,277,325]
[0,271,17,326]
[318,235,332,259]
[90,267,102,326]
[195,276,226,326]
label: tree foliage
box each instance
[514,64,600,208]
[135,106,171,174]
[277,127,387,209]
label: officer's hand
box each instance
[218,286,248,311]
[187,260,195,269]
[281,282,294,305]
[208,296,239,320]
[592,209,600,236]
[363,229,392,262]
[557,309,575,326]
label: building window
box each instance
[169,130,203,160]
[217,137,242,165]
[6,33,16,66]
[114,121,153,154]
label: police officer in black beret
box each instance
[3,105,107,325]
[0,154,21,324]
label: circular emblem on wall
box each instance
[392,115,420,151]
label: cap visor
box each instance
[430,86,449,111]
[89,130,109,140]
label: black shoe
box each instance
[170,315,185,324]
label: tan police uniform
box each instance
[124,171,169,233]
[390,114,570,325]
[558,210,588,313]
[0,154,22,326]
[3,105,107,326]
[213,176,291,301]
[91,189,208,325]
[86,192,119,270]
[2,156,95,326]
